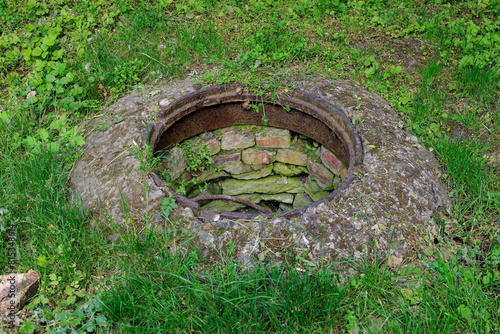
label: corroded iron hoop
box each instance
[148,84,363,219]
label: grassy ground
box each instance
[1,0,499,332]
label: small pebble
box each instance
[159,99,170,107]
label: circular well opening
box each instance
[148,84,363,219]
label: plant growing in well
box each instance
[128,139,168,176]
[177,139,214,172]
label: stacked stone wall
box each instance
[162,125,347,212]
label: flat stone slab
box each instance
[275,149,308,166]
[293,192,313,209]
[220,128,255,150]
[214,152,253,175]
[71,78,451,266]
[256,128,291,148]
[307,160,334,185]
[232,164,274,180]
[0,270,40,314]
[321,146,343,175]
[242,148,275,165]
[273,162,307,176]
[221,176,304,195]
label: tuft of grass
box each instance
[98,244,500,333]
[0,149,106,280]
[1,0,500,332]
[457,64,500,103]
[432,135,497,218]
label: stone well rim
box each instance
[148,83,363,219]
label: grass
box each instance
[1,0,500,332]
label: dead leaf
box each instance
[26,90,37,99]
[242,101,250,110]
[388,256,403,266]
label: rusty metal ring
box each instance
[148,84,363,219]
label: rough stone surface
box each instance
[307,160,334,185]
[304,178,331,201]
[162,147,186,180]
[167,125,331,206]
[305,175,335,192]
[273,162,308,176]
[232,165,274,180]
[275,149,308,166]
[201,194,261,212]
[0,270,40,314]
[191,132,221,155]
[242,148,275,165]
[320,146,343,175]
[214,151,240,165]
[187,182,222,198]
[196,170,229,183]
[71,78,451,267]
[293,193,313,209]
[261,193,294,204]
[256,128,291,148]
[214,152,253,175]
[220,128,255,150]
[205,138,221,155]
[221,176,304,195]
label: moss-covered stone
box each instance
[293,192,313,209]
[214,152,253,174]
[275,149,308,166]
[279,203,293,211]
[304,177,331,201]
[162,147,186,180]
[232,164,274,180]
[305,175,334,192]
[201,193,261,212]
[261,193,294,204]
[273,162,307,176]
[187,182,222,199]
[242,148,275,165]
[307,160,334,185]
[195,170,229,183]
[220,128,255,150]
[256,128,291,148]
[221,176,304,195]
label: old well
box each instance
[71,78,451,265]
[148,84,362,219]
